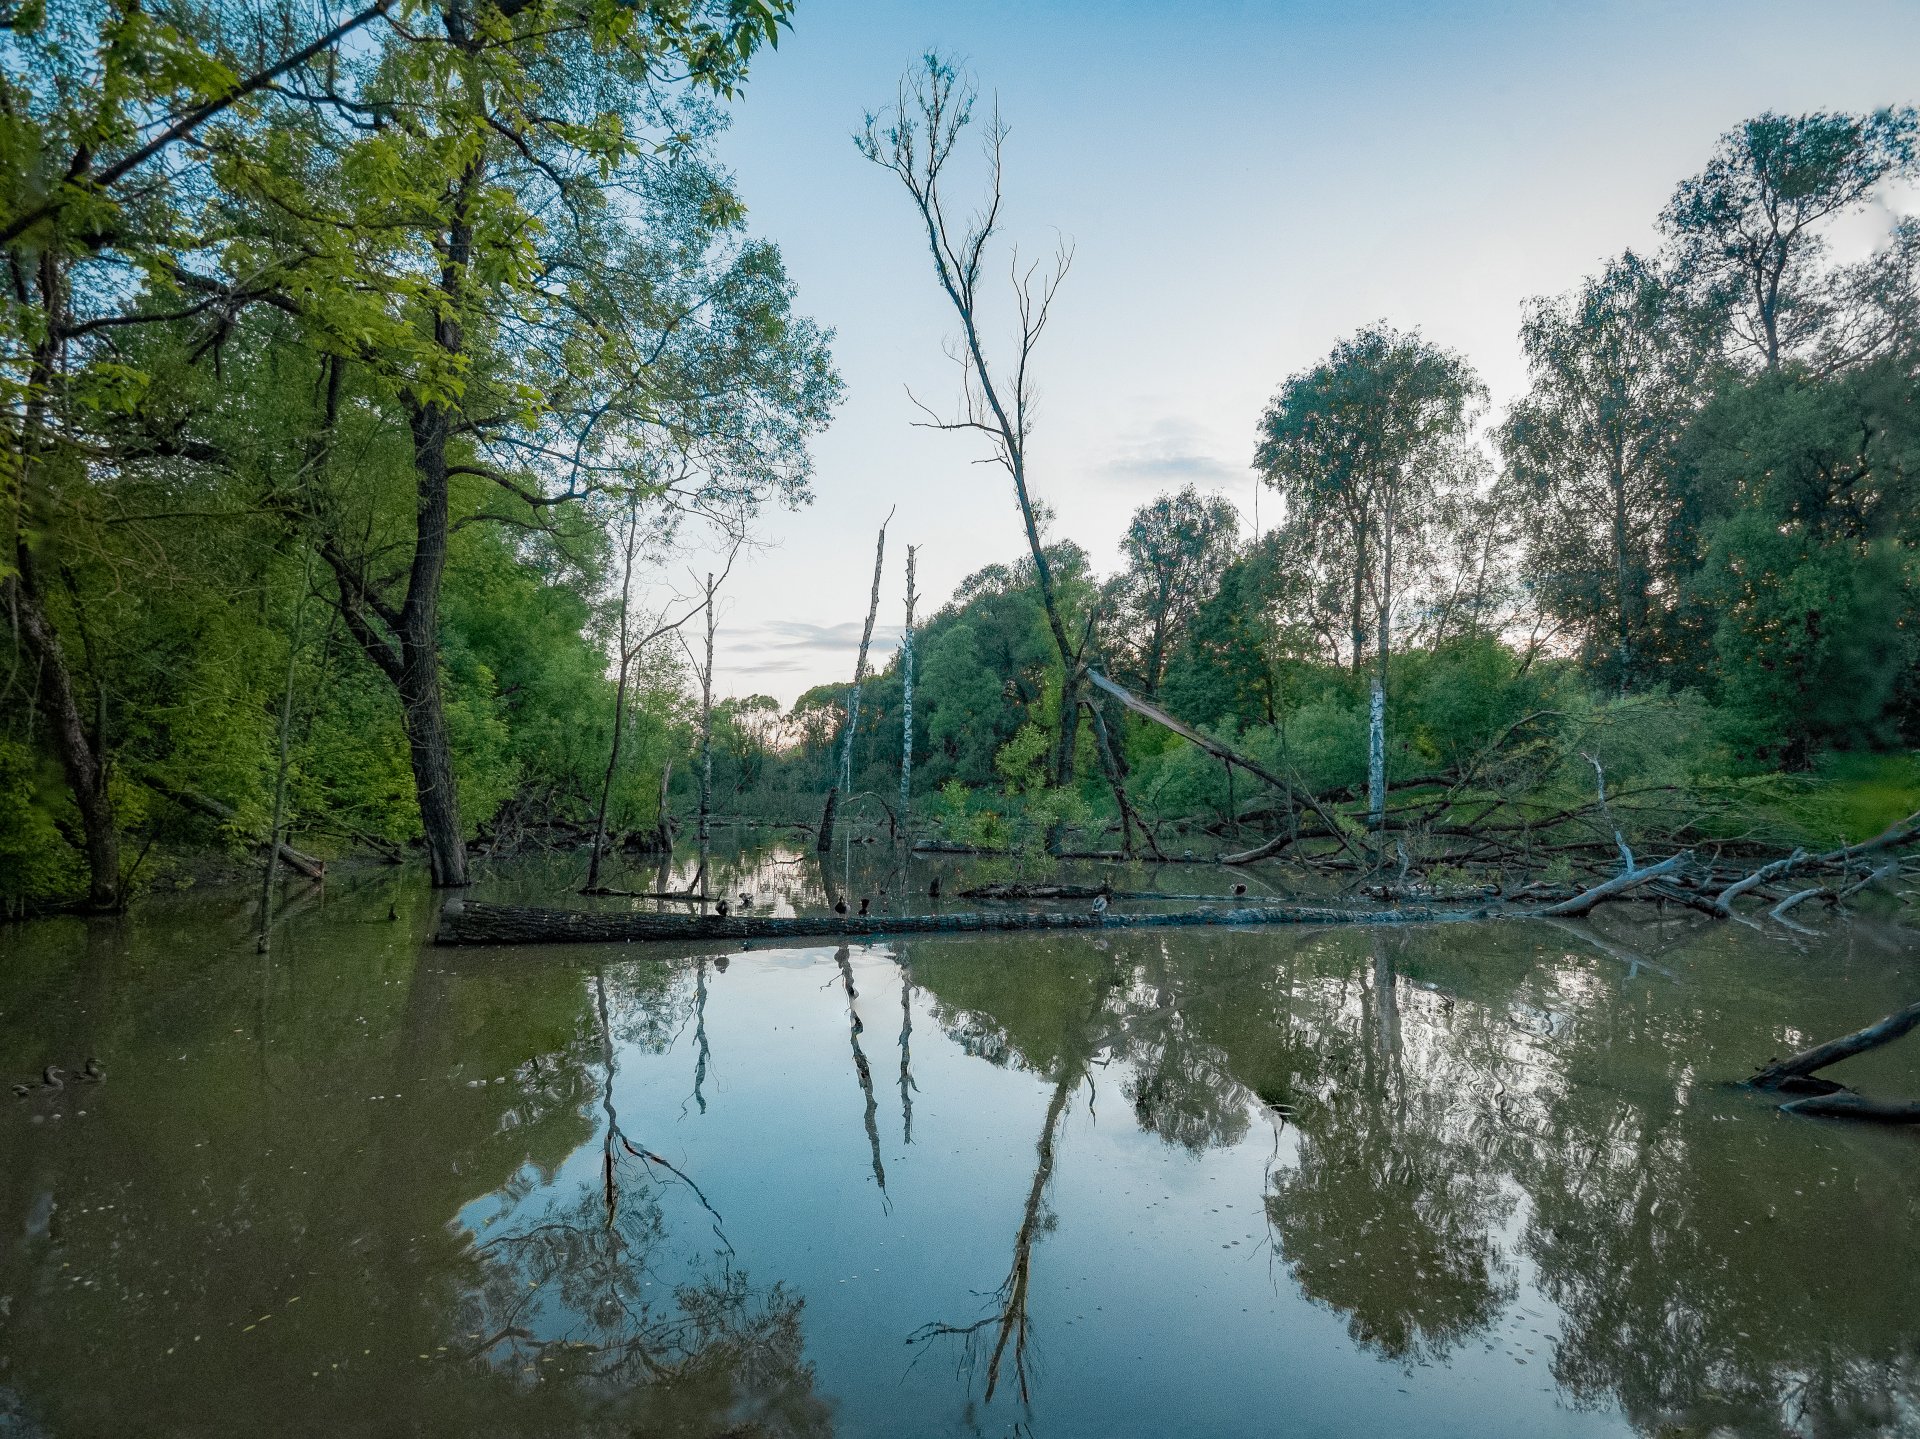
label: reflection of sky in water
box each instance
[6,872,1920,1439]
[441,944,1632,1436]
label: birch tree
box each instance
[1255,325,1481,834]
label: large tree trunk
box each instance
[8,550,119,909]
[397,397,468,888]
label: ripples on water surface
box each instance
[2,847,1919,1437]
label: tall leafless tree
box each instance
[858,54,1144,856]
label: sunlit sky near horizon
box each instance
[673,0,1920,706]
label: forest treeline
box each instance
[2,0,1917,911]
[739,102,1920,867]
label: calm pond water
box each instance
[3,846,1919,1438]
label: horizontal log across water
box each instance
[433,900,1486,947]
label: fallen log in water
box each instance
[434,899,1484,947]
[1779,1092,1920,1123]
[1748,997,1920,1123]
[960,883,1265,902]
[959,883,1109,900]
[1749,999,1920,1091]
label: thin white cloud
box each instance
[1098,416,1250,491]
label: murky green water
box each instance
[3,848,1919,1437]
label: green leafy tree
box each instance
[1661,107,1919,370]
[1501,252,1711,692]
[1110,484,1239,699]
[1679,362,1920,765]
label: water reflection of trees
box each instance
[0,893,831,1438]
[909,946,1124,1406]
[450,964,832,1435]
[1265,936,1516,1362]
[906,916,1920,1434]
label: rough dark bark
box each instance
[9,552,120,909]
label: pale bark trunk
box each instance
[819,516,889,851]
[699,572,715,848]
[1367,678,1386,837]
[899,545,917,827]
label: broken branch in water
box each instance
[1747,998,1920,1124]
[1534,850,1690,918]
[1749,999,1920,1093]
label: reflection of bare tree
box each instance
[466,1183,830,1435]
[912,1070,1070,1405]
[593,972,730,1249]
[449,971,831,1436]
[834,947,889,1206]
[692,956,711,1115]
[898,963,918,1145]
[911,964,1121,1406]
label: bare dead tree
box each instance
[817,512,892,851]
[899,544,918,832]
[858,54,1144,856]
[583,509,730,893]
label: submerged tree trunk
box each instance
[436,898,1483,946]
[819,515,890,852]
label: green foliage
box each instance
[0,740,83,911]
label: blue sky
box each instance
[688,0,1920,703]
